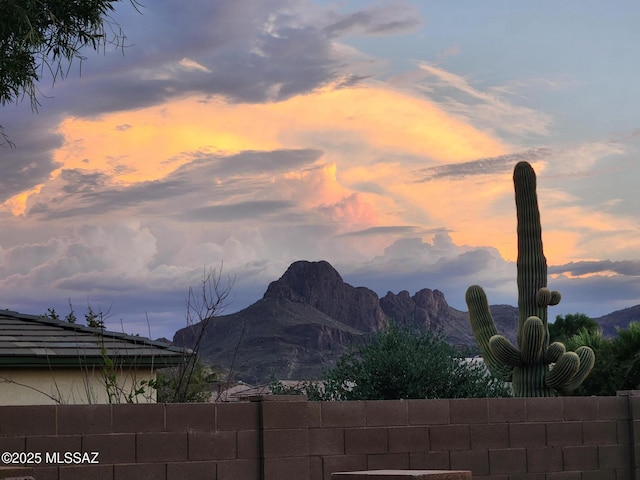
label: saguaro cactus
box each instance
[466,161,595,397]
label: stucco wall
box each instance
[0,368,157,405]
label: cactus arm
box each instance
[520,316,545,364]
[489,335,522,367]
[466,285,513,381]
[557,346,595,395]
[545,352,580,389]
[545,342,566,364]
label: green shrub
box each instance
[271,323,511,400]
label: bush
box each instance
[271,323,511,400]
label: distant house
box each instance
[0,310,185,405]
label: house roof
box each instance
[0,310,185,368]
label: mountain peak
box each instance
[264,260,343,302]
[264,260,386,332]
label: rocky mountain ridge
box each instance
[172,260,638,383]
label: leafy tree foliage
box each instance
[271,324,511,400]
[549,313,599,344]
[1,0,132,107]
[564,321,640,396]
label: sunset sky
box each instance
[2,1,640,339]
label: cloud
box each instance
[43,0,423,116]
[414,148,552,182]
[25,149,323,219]
[340,226,420,237]
[0,109,63,203]
[415,62,553,137]
[178,58,211,73]
[184,200,296,222]
[322,2,422,37]
[550,260,640,277]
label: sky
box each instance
[2,1,640,340]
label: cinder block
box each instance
[322,455,367,480]
[26,435,82,457]
[633,420,640,444]
[408,400,449,425]
[409,452,450,470]
[598,396,629,420]
[429,425,469,451]
[262,399,309,429]
[616,469,632,480]
[165,403,215,432]
[58,464,114,480]
[0,436,25,453]
[525,447,563,473]
[57,405,112,434]
[388,426,428,453]
[188,431,236,461]
[166,461,216,480]
[582,470,617,480]
[583,420,618,445]
[113,462,167,480]
[450,449,489,475]
[262,429,309,458]
[366,453,410,470]
[562,445,598,471]
[82,433,136,464]
[216,403,259,431]
[310,456,323,480]
[470,424,508,449]
[563,397,599,421]
[137,432,187,463]
[111,404,164,433]
[308,402,322,428]
[237,430,260,459]
[216,459,259,480]
[546,422,583,447]
[30,465,58,480]
[629,396,640,419]
[0,406,56,436]
[345,428,387,455]
[487,398,525,423]
[365,401,408,427]
[617,419,631,444]
[598,444,631,469]
[449,399,488,424]
[508,423,545,448]
[525,398,563,422]
[488,448,526,475]
[0,466,36,480]
[323,402,366,428]
[309,428,344,456]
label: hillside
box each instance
[173,260,521,383]
[594,305,640,338]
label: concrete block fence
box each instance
[0,393,639,480]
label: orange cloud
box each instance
[50,84,505,184]
[6,84,510,252]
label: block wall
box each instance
[0,402,260,480]
[308,396,635,480]
[0,394,639,480]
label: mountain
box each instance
[172,260,515,383]
[594,305,640,338]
